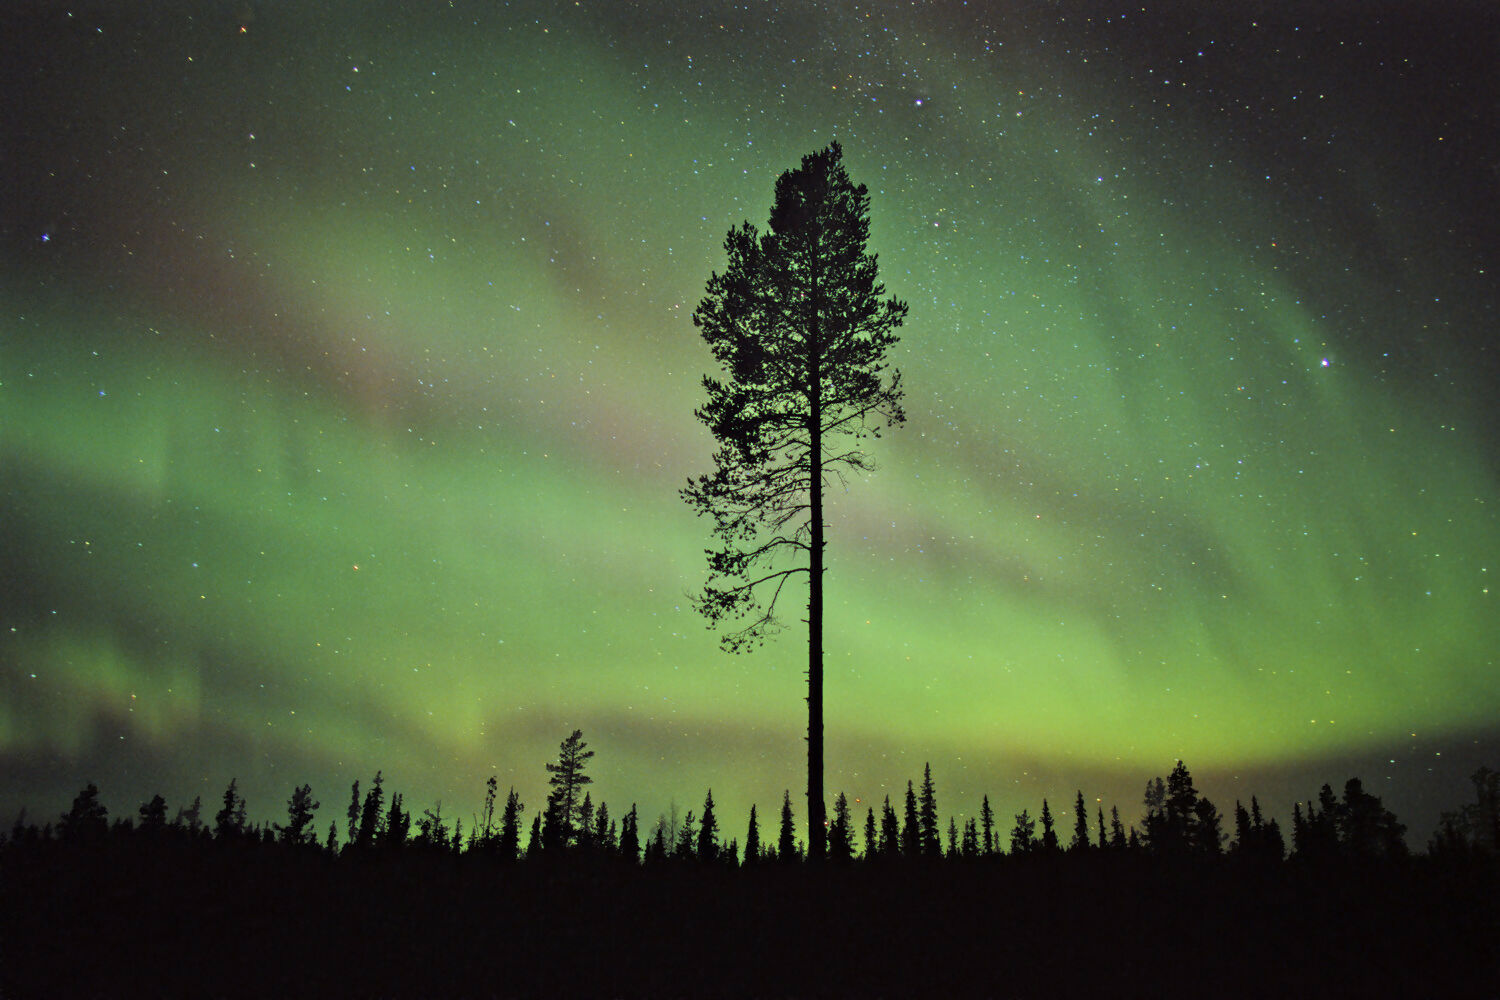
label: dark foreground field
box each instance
[3,840,1496,999]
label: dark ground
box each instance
[2,838,1496,998]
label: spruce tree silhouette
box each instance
[495,787,523,861]
[744,803,761,865]
[777,790,797,863]
[697,789,720,862]
[276,784,319,846]
[544,729,594,849]
[918,764,941,857]
[1070,790,1091,851]
[684,142,907,861]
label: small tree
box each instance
[744,804,761,866]
[828,792,854,862]
[215,778,247,841]
[1039,799,1059,853]
[980,795,996,856]
[497,788,524,862]
[138,794,168,835]
[918,764,941,858]
[356,772,384,849]
[277,784,320,846]
[60,783,109,843]
[345,780,360,847]
[684,142,907,861]
[1070,791,1091,852]
[901,781,920,858]
[863,807,879,861]
[777,790,797,864]
[620,804,641,864]
[544,730,595,849]
[697,790,720,863]
[1009,810,1035,855]
[880,795,900,858]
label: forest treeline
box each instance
[11,732,1498,866]
[3,734,1497,998]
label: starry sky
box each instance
[2,1,1497,844]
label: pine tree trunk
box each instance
[806,261,826,865]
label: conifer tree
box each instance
[980,794,996,856]
[1192,796,1224,855]
[215,778,246,841]
[863,807,878,861]
[175,794,203,835]
[138,794,168,835]
[1097,807,1107,852]
[1110,806,1127,850]
[325,821,338,854]
[901,781,920,858]
[345,779,360,847]
[918,764,941,857]
[744,804,761,866]
[478,776,499,846]
[577,793,595,850]
[1039,799,1059,853]
[620,804,641,864]
[544,730,595,849]
[828,792,854,862]
[880,795,900,858]
[385,792,411,848]
[675,810,698,860]
[1009,809,1035,855]
[277,784,320,846]
[961,817,979,859]
[525,814,543,858]
[698,790,720,862]
[1070,791,1091,851]
[777,790,797,864]
[685,142,907,862]
[356,772,385,849]
[60,782,109,843]
[594,801,611,855]
[497,788,524,862]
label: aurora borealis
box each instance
[2,1,1496,842]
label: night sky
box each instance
[3,1,1496,845]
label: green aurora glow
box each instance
[2,2,1496,840]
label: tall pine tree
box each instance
[684,143,907,861]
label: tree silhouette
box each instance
[1039,799,1059,853]
[215,777,247,841]
[497,787,524,861]
[744,803,761,866]
[59,783,108,843]
[620,804,641,864]
[777,790,797,864]
[981,794,996,856]
[1009,809,1035,855]
[544,729,594,849]
[355,772,384,849]
[918,764,941,858]
[345,779,360,847]
[828,792,854,862]
[879,795,900,858]
[138,794,168,835]
[276,784,319,846]
[697,790,720,862]
[684,142,907,861]
[901,781,920,858]
[863,806,878,861]
[1070,791,1091,852]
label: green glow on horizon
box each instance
[1,2,1494,835]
